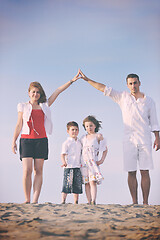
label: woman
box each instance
[12,71,80,204]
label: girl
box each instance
[81,115,108,205]
[12,71,80,204]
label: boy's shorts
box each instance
[123,141,153,172]
[19,138,48,160]
[62,168,82,194]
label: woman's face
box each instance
[28,87,41,102]
[84,121,96,134]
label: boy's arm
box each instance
[61,154,67,167]
[79,69,106,92]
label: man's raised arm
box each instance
[79,69,106,92]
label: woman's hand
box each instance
[12,142,17,154]
[70,69,82,83]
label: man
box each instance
[79,69,160,205]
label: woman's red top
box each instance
[21,109,47,139]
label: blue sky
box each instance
[0,0,160,204]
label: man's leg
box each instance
[128,171,138,204]
[140,170,150,205]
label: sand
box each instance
[0,203,160,239]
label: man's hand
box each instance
[153,138,160,151]
[79,69,88,81]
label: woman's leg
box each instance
[85,183,92,204]
[32,159,44,203]
[90,181,97,204]
[22,158,33,203]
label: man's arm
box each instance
[79,69,106,92]
[153,131,160,151]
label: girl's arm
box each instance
[12,112,23,154]
[61,154,67,167]
[96,148,108,166]
[48,71,80,107]
[79,69,106,92]
[96,133,108,166]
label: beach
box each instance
[0,203,160,239]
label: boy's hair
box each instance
[28,81,47,103]
[83,115,102,133]
[126,73,140,83]
[67,121,79,130]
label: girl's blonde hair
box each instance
[28,82,47,103]
[83,115,102,133]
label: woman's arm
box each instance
[79,69,106,92]
[48,71,80,107]
[12,112,23,154]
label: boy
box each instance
[61,121,82,204]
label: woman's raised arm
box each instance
[48,70,81,107]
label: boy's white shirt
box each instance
[61,137,82,168]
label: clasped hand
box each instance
[71,69,88,83]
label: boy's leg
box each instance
[61,192,67,204]
[73,194,79,204]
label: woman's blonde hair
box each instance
[28,82,47,103]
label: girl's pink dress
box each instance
[81,135,107,185]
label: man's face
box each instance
[127,77,140,95]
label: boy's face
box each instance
[67,126,79,139]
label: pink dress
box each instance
[81,135,107,185]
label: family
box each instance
[12,69,160,205]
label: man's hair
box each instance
[67,121,79,130]
[83,115,102,133]
[126,73,140,83]
[28,81,47,103]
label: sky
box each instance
[0,0,160,205]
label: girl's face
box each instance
[29,87,41,103]
[84,121,96,134]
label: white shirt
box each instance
[61,137,82,168]
[104,86,160,145]
[17,101,53,135]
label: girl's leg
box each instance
[90,181,97,204]
[22,158,33,203]
[61,192,67,204]
[73,194,79,204]
[32,159,44,203]
[85,183,92,204]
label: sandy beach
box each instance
[0,203,160,239]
